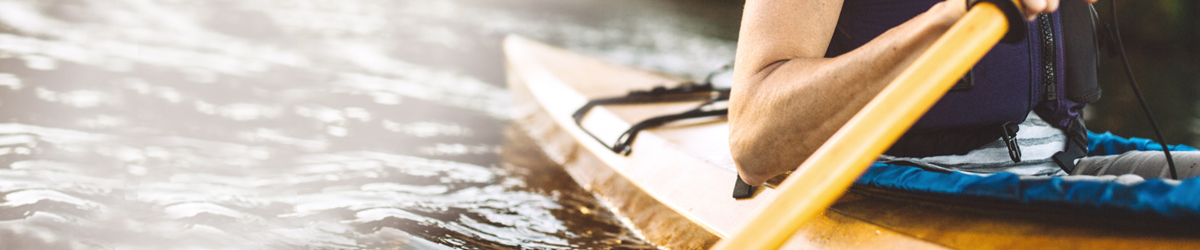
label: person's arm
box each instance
[729,0,1093,185]
[729,0,967,185]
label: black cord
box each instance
[1108,0,1178,179]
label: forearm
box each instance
[730,0,965,185]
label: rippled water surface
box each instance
[0,0,742,249]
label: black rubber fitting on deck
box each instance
[732,175,757,199]
[968,0,1028,44]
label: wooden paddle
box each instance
[711,1,1024,249]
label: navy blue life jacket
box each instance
[825,0,1101,158]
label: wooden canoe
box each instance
[503,35,1200,249]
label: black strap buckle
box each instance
[1053,118,1090,173]
[1001,122,1022,163]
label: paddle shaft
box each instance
[711,2,1013,249]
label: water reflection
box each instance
[0,0,744,248]
[0,116,651,249]
[2,0,1186,248]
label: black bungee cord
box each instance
[1105,0,1179,179]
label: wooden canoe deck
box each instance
[503,35,1200,249]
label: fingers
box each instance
[1047,0,1060,16]
[1022,0,1047,20]
[1021,0,1087,21]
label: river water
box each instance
[2,0,1195,249]
[0,0,742,249]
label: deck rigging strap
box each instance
[1099,0,1178,179]
[571,81,731,156]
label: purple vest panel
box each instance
[824,0,1064,132]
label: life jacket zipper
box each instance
[1003,13,1058,163]
[1040,13,1057,101]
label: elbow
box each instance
[737,59,788,89]
[733,155,773,186]
[729,121,774,186]
[732,148,774,186]
[728,60,790,186]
